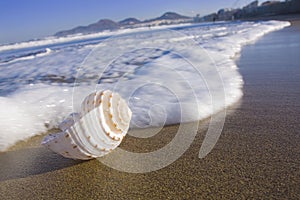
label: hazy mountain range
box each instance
[55,12,191,37]
[55,1,300,37]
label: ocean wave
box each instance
[0,48,52,65]
[0,23,194,52]
[0,20,290,151]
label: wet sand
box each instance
[0,20,300,199]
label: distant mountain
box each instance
[54,12,192,37]
[55,19,120,37]
[119,18,141,26]
[146,12,191,22]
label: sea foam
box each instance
[0,20,290,151]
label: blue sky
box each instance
[0,0,252,44]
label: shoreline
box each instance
[239,13,300,21]
[1,19,300,199]
[0,18,287,153]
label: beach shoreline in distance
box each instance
[0,18,299,199]
[240,13,300,21]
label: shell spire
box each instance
[41,90,132,160]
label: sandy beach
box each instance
[0,19,300,199]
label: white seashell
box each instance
[41,90,132,160]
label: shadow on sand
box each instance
[0,147,84,182]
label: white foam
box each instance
[0,20,290,151]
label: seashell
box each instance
[41,90,132,160]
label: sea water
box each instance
[0,20,290,151]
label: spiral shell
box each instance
[41,90,132,160]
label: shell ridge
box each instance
[42,90,132,160]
